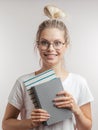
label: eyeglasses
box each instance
[37,39,65,50]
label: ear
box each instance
[64,43,69,49]
[36,44,39,49]
[65,44,68,49]
[63,44,69,53]
[37,44,38,48]
[34,43,39,51]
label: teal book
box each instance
[24,69,56,90]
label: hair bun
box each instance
[44,5,66,19]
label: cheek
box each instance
[59,48,66,56]
[38,49,45,57]
[62,46,67,54]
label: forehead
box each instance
[40,28,65,41]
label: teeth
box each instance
[44,54,56,56]
[44,54,57,57]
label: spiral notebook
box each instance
[23,69,72,126]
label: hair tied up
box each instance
[44,5,66,19]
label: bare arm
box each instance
[53,91,92,130]
[2,103,33,130]
[2,103,50,130]
[74,103,92,130]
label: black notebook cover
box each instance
[28,78,72,126]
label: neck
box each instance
[38,63,69,81]
[52,65,68,80]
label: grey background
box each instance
[0,0,98,130]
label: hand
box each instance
[31,109,50,127]
[53,90,80,114]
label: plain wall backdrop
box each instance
[0,0,98,130]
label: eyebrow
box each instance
[40,38,49,42]
[40,38,49,41]
[40,38,64,42]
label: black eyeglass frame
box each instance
[37,39,65,50]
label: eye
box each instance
[54,41,62,46]
[40,40,49,46]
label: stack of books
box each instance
[23,69,72,126]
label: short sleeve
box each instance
[78,78,94,106]
[8,80,24,110]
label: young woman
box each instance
[2,7,93,130]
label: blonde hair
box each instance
[36,19,70,45]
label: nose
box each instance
[47,44,55,51]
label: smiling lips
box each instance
[44,53,58,59]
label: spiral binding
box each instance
[28,87,40,108]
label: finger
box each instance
[53,96,72,102]
[31,116,50,121]
[54,100,72,105]
[56,90,70,96]
[58,104,72,108]
[57,100,74,108]
[31,112,50,117]
[31,109,50,117]
[55,102,73,108]
[53,96,66,102]
[32,117,49,122]
[31,114,50,123]
[32,109,48,113]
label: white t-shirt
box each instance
[8,73,94,130]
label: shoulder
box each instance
[69,73,93,96]
[10,72,36,94]
[69,73,87,84]
[17,72,35,83]
[65,73,89,91]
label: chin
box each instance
[44,61,58,67]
